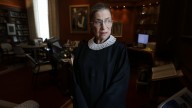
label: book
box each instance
[158,87,192,108]
[152,63,182,81]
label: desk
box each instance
[57,60,73,95]
[128,47,155,68]
[49,54,72,95]
[19,43,47,49]
[128,47,154,57]
[18,43,47,59]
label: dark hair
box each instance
[90,3,111,21]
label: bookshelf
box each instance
[135,0,160,38]
[0,5,29,44]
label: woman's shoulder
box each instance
[78,40,88,47]
[73,40,88,55]
[113,41,127,49]
[72,40,87,50]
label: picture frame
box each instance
[69,5,89,33]
[7,23,16,35]
[111,21,123,37]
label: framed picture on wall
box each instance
[7,23,16,35]
[69,5,89,33]
[111,21,123,37]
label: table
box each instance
[18,43,47,59]
[128,47,155,68]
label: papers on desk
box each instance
[152,63,183,81]
[158,87,192,108]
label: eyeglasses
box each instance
[91,19,113,27]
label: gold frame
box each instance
[69,5,89,33]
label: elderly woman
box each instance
[72,2,130,108]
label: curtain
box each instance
[48,0,60,38]
[25,0,37,40]
[26,0,59,40]
[34,0,50,40]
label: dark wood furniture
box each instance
[135,0,160,42]
[128,46,154,68]
[0,4,30,44]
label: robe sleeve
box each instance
[72,75,89,108]
[72,42,89,108]
[94,46,130,108]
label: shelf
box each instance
[135,0,160,36]
[0,6,30,44]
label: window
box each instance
[33,0,49,40]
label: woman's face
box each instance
[91,9,113,43]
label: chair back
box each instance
[25,54,38,70]
[0,43,14,54]
[26,53,53,86]
[25,54,52,74]
[13,46,25,55]
[1,43,12,51]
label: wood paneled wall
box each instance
[58,0,137,44]
[0,0,26,9]
[155,0,192,71]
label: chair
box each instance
[13,46,27,63]
[136,66,151,93]
[0,43,15,63]
[25,53,54,86]
[0,43,14,54]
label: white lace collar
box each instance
[88,35,116,50]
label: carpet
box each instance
[0,66,8,71]
[0,64,25,75]
[0,64,69,108]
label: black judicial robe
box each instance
[72,41,130,108]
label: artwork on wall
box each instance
[7,23,16,35]
[111,21,123,37]
[69,5,89,33]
